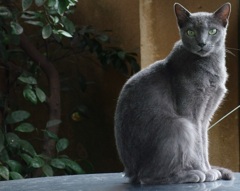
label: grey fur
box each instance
[114,3,233,184]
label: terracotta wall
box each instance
[140,0,239,171]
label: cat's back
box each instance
[116,60,171,107]
[123,59,171,91]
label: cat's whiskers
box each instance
[206,45,236,56]
[226,47,240,51]
[225,47,240,56]
[226,49,236,56]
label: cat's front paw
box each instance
[187,170,206,183]
[205,169,221,182]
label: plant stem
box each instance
[19,33,61,158]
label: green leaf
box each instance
[61,16,75,34]
[50,158,65,169]
[117,51,126,60]
[9,172,23,180]
[31,156,45,168]
[42,24,52,39]
[12,110,30,121]
[48,0,56,7]
[35,87,47,102]
[46,119,61,128]
[44,130,59,141]
[21,11,40,20]
[50,15,59,24]
[6,133,20,148]
[42,164,53,176]
[18,76,37,84]
[23,88,38,104]
[68,0,78,6]
[19,140,37,156]
[20,153,33,165]
[15,123,35,133]
[25,20,44,27]
[22,0,33,11]
[5,160,23,173]
[0,166,9,180]
[38,154,50,160]
[35,0,46,6]
[6,110,30,124]
[0,6,12,18]
[10,22,23,35]
[57,30,72,38]
[56,138,69,153]
[57,0,68,15]
[61,158,84,174]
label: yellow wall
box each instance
[75,0,140,57]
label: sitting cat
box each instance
[114,3,233,184]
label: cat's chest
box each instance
[169,47,227,90]
[175,66,226,93]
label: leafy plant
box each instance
[0,0,139,180]
[0,110,84,180]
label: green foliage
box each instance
[15,123,35,133]
[20,0,77,39]
[6,110,30,124]
[71,25,140,75]
[56,138,69,153]
[0,111,84,180]
[0,0,140,181]
[18,74,47,104]
[0,0,87,180]
[0,0,139,74]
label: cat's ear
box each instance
[213,3,231,27]
[174,3,191,28]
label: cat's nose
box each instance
[198,43,206,47]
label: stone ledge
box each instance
[0,172,240,191]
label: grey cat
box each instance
[114,3,233,184]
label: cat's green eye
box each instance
[209,29,217,35]
[187,30,195,37]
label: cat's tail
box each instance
[211,166,234,180]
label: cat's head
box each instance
[174,3,231,57]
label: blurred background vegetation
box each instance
[0,0,140,180]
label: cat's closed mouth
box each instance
[198,49,207,53]
[198,48,209,55]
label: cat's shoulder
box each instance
[124,60,168,88]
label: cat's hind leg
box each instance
[138,118,207,184]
